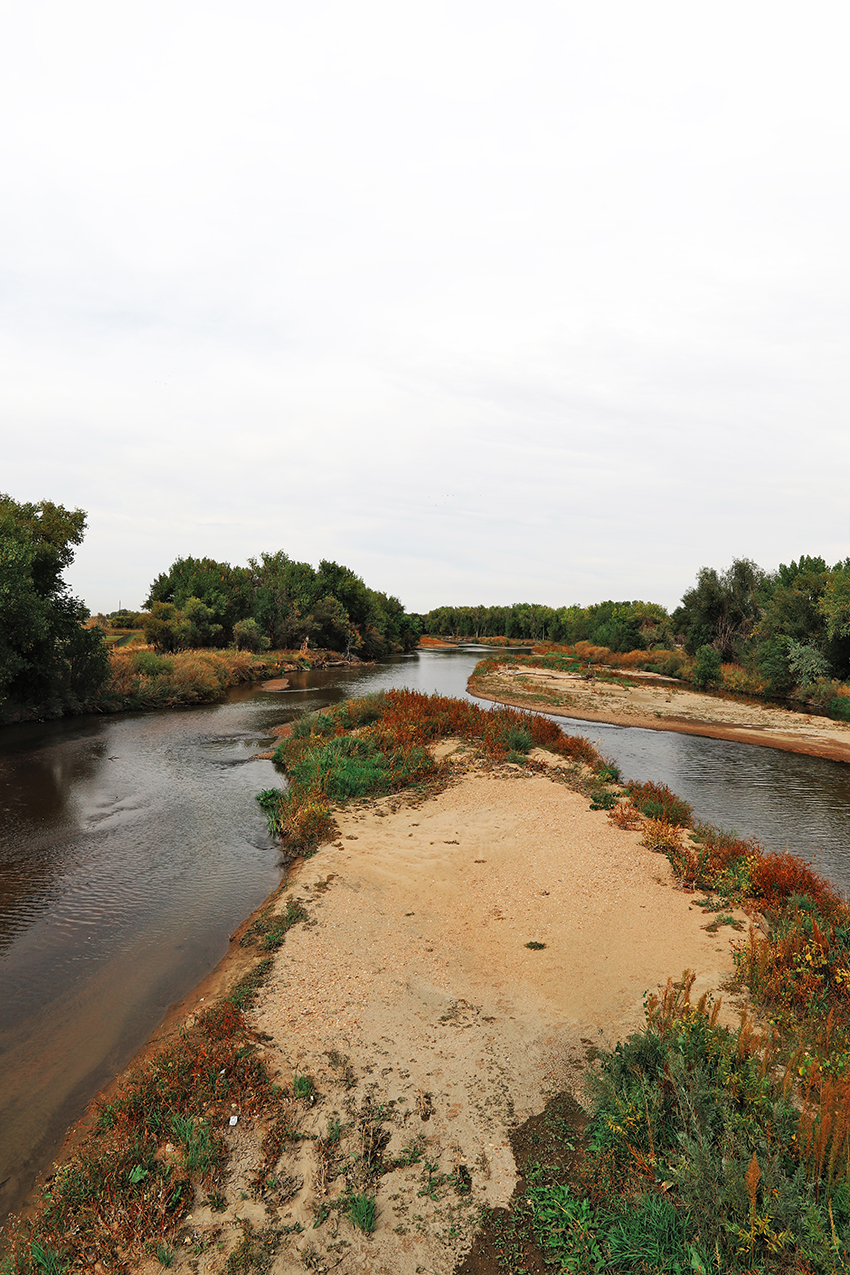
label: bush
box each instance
[132,650,171,677]
[625,780,693,827]
[233,617,269,652]
[757,634,794,695]
[828,696,850,722]
[526,978,850,1273]
[692,644,722,690]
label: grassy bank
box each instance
[486,783,850,1274]
[2,646,359,723]
[5,691,850,1272]
[256,686,612,856]
[94,646,351,713]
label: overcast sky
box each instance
[3,1,849,616]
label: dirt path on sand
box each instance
[136,747,744,1275]
[470,662,850,764]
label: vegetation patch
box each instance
[99,647,294,711]
[257,688,613,854]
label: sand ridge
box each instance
[158,749,744,1275]
[471,662,850,763]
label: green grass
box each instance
[292,1072,315,1100]
[342,1192,377,1233]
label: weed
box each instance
[342,1192,377,1233]
[607,802,642,830]
[155,1242,174,1267]
[394,1136,426,1167]
[640,817,684,855]
[418,1160,448,1201]
[292,1072,316,1100]
[172,1113,217,1172]
[224,1222,281,1273]
[28,1243,67,1275]
[525,941,546,950]
[588,786,617,810]
[626,779,693,826]
[240,897,308,950]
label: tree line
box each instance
[6,487,850,720]
[1,494,420,719]
[422,599,674,652]
[425,554,850,693]
[672,555,850,691]
[121,551,420,659]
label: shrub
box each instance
[640,818,684,854]
[526,978,850,1273]
[607,803,642,830]
[828,696,850,722]
[625,780,693,827]
[233,617,269,652]
[787,640,830,687]
[692,644,721,690]
[132,650,170,677]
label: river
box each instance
[2,646,850,1222]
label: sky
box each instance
[2,1,849,617]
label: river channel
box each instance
[2,646,850,1223]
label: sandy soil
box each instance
[138,746,745,1275]
[471,663,850,763]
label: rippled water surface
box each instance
[556,717,850,888]
[2,646,850,1222]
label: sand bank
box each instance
[470,662,850,764]
[129,746,744,1274]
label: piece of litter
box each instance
[229,1115,238,1126]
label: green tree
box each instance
[757,634,794,695]
[692,644,722,690]
[0,494,108,714]
[233,617,269,652]
[817,562,850,642]
[248,550,314,649]
[143,601,188,652]
[675,559,765,660]
[145,556,252,642]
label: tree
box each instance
[0,494,108,713]
[692,644,722,690]
[145,556,253,642]
[676,559,765,660]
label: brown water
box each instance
[3,647,850,1224]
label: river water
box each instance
[2,646,850,1222]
